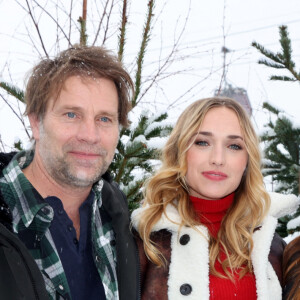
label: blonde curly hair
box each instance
[138,97,270,280]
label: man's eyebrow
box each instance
[59,106,118,117]
[197,131,244,140]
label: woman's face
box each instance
[185,107,248,200]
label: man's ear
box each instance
[28,114,41,141]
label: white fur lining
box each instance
[168,225,210,299]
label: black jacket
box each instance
[0,152,140,300]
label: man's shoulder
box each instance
[100,172,129,220]
[0,152,17,175]
[0,152,17,230]
[101,172,126,202]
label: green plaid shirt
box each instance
[0,150,119,300]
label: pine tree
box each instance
[260,102,300,237]
[252,25,300,82]
[252,25,300,237]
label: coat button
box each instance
[179,234,190,245]
[180,283,192,295]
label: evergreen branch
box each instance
[252,41,283,64]
[279,25,295,70]
[0,82,25,103]
[270,75,297,81]
[78,17,88,46]
[118,0,128,62]
[132,0,155,108]
[115,157,127,183]
[78,0,88,46]
[262,102,280,115]
[253,26,300,82]
[257,59,285,69]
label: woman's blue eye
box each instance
[229,144,242,150]
[195,140,208,146]
[66,112,76,118]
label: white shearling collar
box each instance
[132,192,300,233]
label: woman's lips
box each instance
[202,171,228,181]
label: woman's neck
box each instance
[189,193,234,237]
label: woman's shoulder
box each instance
[132,203,182,233]
[269,232,287,286]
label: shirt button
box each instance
[95,256,100,262]
[42,207,50,215]
[73,238,78,245]
[67,225,73,232]
[179,234,190,245]
[58,209,64,215]
[58,285,64,291]
[180,284,192,295]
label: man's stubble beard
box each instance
[37,123,112,188]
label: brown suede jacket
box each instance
[132,193,299,300]
[135,230,285,300]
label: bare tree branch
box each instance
[0,94,30,138]
[92,0,111,46]
[68,0,74,42]
[135,0,191,107]
[101,0,115,45]
[23,0,49,57]
[32,0,72,47]
[216,0,229,95]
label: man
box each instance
[0,46,140,300]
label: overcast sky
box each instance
[0,0,300,152]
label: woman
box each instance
[283,235,300,300]
[132,97,299,300]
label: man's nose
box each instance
[77,118,100,144]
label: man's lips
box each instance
[69,151,102,159]
[202,171,228,181]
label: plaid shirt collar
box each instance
[2,150,51,232]
[1,150,118,299]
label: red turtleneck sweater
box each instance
[190,193,257,300]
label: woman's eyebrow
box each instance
[197,132,244,140]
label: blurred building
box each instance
[215,84,252,116]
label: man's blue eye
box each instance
[67,112,76,118]
[100,116,109,122]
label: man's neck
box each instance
[23,157,92,239]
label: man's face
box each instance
[30,76,119,188]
